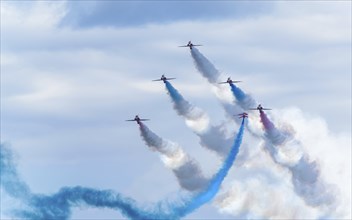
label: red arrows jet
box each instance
[218,77,241,85]
[237,112,248,118]
[249,104,272,111]
[179,41,202,50]
[126,115,150,124]
[152,74,176,83]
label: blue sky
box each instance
[1,1,351,219]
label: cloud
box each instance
[60,1,273,28]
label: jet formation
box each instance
[127,42,273,124]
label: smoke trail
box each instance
[0,144,156,220]
[191,48,256,109]
[197,125,233,158]
[175,118,245,216]
[190,48,237,108]
[164,81,232,157]
[229,83,246,102]
[188,45,344,218]
[259,110,287,145]
[15,187,159,220]
[229,83,256,110]
[289,156,336,207]
[1,121,245,219]
[164,81,210,134]
[0,144,31,201]
[139,122,208,191]
[190,48,220,84]
[190,47,260,141]
[258,111,337,209]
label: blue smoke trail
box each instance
[175,118,245,216]
[164,81,194,117]
[1,120,245,219]
[229,83,256,110]
[0,144,174,220]
[0,145,31,200]
[15,187,159,220]
[229,83,246,102]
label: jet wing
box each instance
[139,119,150,121]
[218,81,241,84]
[192,44,202,46]
[262,108,272,110]
[237,113,248,116]
[165,78,176,80]
[178,45,189,47]
[152,79,163,81]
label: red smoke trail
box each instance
[259,110,275,131]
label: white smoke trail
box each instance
[190,48,256,110]
[259,110,338,211]
[164,81,233,157]
[190,48,346,217]
[190,48,220,84]
[139,123,208,191]
[190,48,261,140]
[216,108,350,219]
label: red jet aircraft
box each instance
[152,74,176,83]
[126,115,150,124]
[179,41,202,50]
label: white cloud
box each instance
[1,1,66,29]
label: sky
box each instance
[1,1,351,219]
